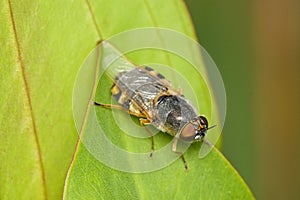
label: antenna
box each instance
[207,125,217,130]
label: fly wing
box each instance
[115,67,171,116]
[100,42,180,117]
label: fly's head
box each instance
[179,116,215,142]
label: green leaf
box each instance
[63,0,254,200]
[65,145,253,199]
[1,0,254,199]
[1,0,98,199]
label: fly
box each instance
[94,65,215,170]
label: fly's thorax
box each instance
[154,95,198,135]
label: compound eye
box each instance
[179,123,195,142]
[199,116,208,127]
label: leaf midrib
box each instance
[62,0,103,198]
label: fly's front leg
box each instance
[172,138,188,171]
[173,151,188,171]
[139,118,154,158]
[180,154,188,171]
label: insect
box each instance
[94,65,215,170]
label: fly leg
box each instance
[94,101,154,156]
[174,152,188,171]
[180,153,188,171]
[177,87,183,95]
[94,102,126,111]
[94,102,146,117]
[139,118,154,158]
[172,137,188,171]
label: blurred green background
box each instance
[185,1,300,199]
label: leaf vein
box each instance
[7,0,48,199]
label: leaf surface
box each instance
[1,0,98,199]
[0,0,254,199]
[63,0,254,200]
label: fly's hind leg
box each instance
[94,102,145,117]
[95,101,155,157]
[94,102,128,111]
[139,118,154,158]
